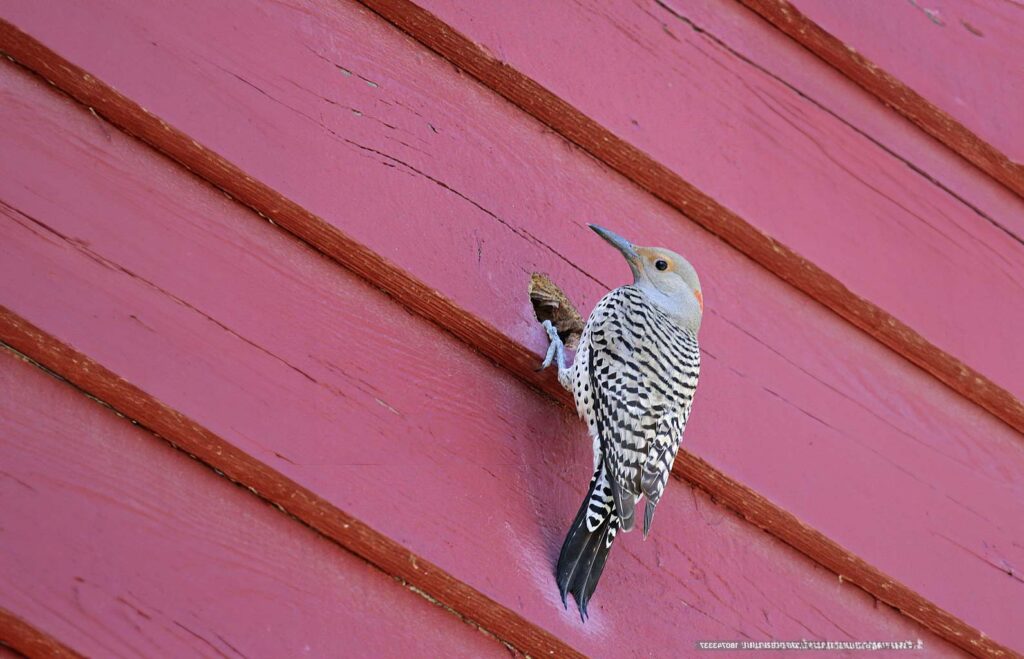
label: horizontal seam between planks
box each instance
[0,24,1015,658]
[733,0,1024,200]
[0,327,581,659]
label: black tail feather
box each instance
[611,479,635,532]
[643,499,656,538]
[555,472,618,620]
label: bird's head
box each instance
[590,224,703,332]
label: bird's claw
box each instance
[538,320,564,371]
[541,319,560,341]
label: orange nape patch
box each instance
[694,289,704,312]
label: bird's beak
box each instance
[589,224,642,278]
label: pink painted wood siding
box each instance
[0,63,959,655]
[0,0,1020,656]
[394,0,1024,407]
[792,0,1024,164]
[0,351,504,658]
[4,0,1020,647]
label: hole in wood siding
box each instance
[528,273,584,350]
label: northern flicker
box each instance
[539,224,703,620]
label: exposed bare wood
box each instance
[529,274,584,350]
[0,608,81,659]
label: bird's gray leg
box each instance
[539,320,566,370]
[540,321,575,393]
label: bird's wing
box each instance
[638,319,699,536]
[586,287,699,534]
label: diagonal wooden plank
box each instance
[737,0,1024,198]
[0,316,578,659]
[0,609,81,658]
[0,350,508,659]
[343,0,1024,435]
[662,0,1023,242]
[0,6,1019,655]
[0,60,969,656]
[0,48,1013,659]
[0,4,1019,654]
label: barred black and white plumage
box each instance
[541,225,703,620]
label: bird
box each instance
[539,224,703,620]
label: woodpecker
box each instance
[539,224,703,620]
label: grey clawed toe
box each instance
[540,320,565,371]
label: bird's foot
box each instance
[538,320,565,371]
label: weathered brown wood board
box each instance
[0,61,967,656]
[0,350,505,658]
[0,0,1020,655]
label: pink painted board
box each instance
[404,0,1024,404]
[791,0,1024,165]
[6,0,1024,406]
[0,352,504,658]
[656,0,1024,256]
[0,0,1021,647]
[0,64,962,654]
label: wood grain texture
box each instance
[0,3,1019,655]
[0,64,965,656]
[350,0,1024,434]
[647,0,1024,296]
[0,609,80,658]
[738,0,1024,198]
[0,351,506,659]
[4,11,1022,448]
[0,642,27,659]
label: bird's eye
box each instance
[655,259,669,271]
